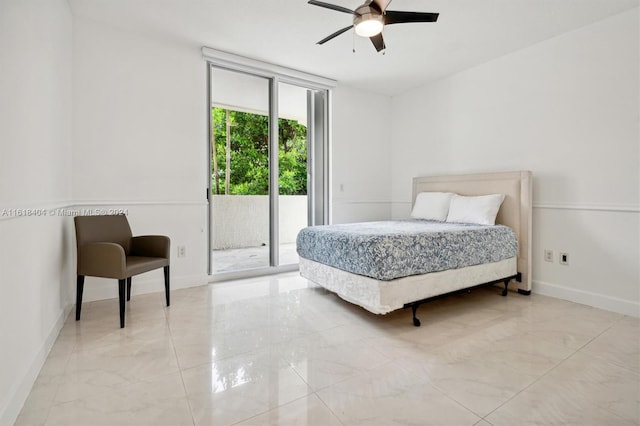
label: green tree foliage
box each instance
[211,107,307,195]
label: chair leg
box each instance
[118,279,126,328]
[126,277,132,301]
[76,275,85,321]
[163,265,170,307]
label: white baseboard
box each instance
[82,274,210,302]
[1,274,209,425]
[533,280,640,317]
[0,305,71,426]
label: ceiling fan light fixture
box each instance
[309,0,439,52]
[354,13,383,37]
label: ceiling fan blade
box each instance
[370,0,392,13]
[370,33,386,52]
[317,25,353,45]
[308,0,357,15]
[384,11,439,25]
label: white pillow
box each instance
[410,192,455,221]
[446,194,506,225]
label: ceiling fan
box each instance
[308,0,439,52]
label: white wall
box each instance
[332,85,393,223]
[72,17,210,299]
[390,9,639,315]
[0,0,74,423]
[71,17,392,299]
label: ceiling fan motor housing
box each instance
[353,5,384,37]
[308,0,439,51]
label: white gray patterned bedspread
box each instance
[296,220,517,281]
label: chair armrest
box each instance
[77,242,126,278]
[131,235,170,259]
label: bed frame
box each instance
[300,170,533,326]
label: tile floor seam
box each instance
[292,360,377,395]
[38,342,75,426]
[177,343,284,374]
[30,381,60,426]
[477,366,564,421]
[313,391,347,426]
[225,393,313,426]
[477,319,621,422]
[575,315,621,348]
[165,305,197,426]
[287,354,314,390]
[599,405,640,425]
[17,276,638,426]
[312,354,480,425]
[559,315,640,376]
[425,380,486,424]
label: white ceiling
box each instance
[68,0,638,96]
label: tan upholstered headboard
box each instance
[412,171,532,292]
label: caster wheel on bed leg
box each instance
[413,317,421,327]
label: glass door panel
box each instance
[277,82,309,266]
[210,67,270,273]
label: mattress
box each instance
[296,220,517,281]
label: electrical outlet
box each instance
[177,246,186,258]
[544,249,554,263]
[559,252,569,265]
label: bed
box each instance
[297,171,532,326]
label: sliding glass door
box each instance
[209,68,270,273]
[208,65,328,276]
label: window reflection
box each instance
[210,364,250,393]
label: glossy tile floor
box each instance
[16,273,640,425]
[212,244,299,273]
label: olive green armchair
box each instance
[74,214,170,328]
